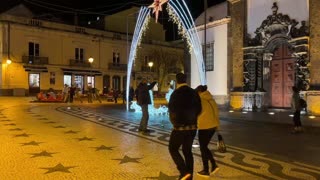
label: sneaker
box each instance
[210,166,220,176]
[197,170,209,177]
[297,127,304,132]
[291,129,300,134]
[143,129,151,133]
[180,173,191,180]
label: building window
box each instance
[113,52,120,65]
[202,42,214,71]
[75,48,84,61]
[87,76,95,88]
[112,76,121,91]
[64,75,72,87]
[29,42,39,56]
[144,56,149,66]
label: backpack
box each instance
[299,98,307,108]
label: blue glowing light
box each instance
[126,0,206,112]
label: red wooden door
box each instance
[271,45,294,108]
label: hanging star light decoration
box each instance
[148,0,168,23]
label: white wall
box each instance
[191,24,228,96]
[247,0,309,36]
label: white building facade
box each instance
[191,0,320,115]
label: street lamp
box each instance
[6,59,12,65]
[88,57,94,87]
[6,58,12,89]
[148,61,153,72]
[88,57,94,64]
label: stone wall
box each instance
[228,0,245,90]
[310,0,320,88]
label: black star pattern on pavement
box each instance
[29,150,57,158]
[4,123,16,126]
[64,130,79,134]
[146,172,179,180]
[53,125,66,128]
[14,133,32,137]
[9,128,23,131]
[40,163,77,174]
[112,155,142,164]
[21,141,43,146]
[33,115,42,117]
[92,145,115,151]
[45,121,57,124]
[76,136,94,141]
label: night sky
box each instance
[2,0,226,40]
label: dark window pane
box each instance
[29,42,34,56]
[35,43,39,56]
[80,48,84,60]
[75,48,79,60]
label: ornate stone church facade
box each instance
[227,0,320,115]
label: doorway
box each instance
[271,44,295,108]
[29,73,40,95]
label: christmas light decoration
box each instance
[126,0,206,113]
[148,0,168,23]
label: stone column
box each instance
[310,0,320,89]
[228,0,245,91]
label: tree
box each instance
[150,46,184,93]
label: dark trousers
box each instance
[293,110,302,127]
[169,130,196,177]
[139,104,149,130]
[69,94,74,103]
[198,129,217,171]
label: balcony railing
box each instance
[141,66,155,72]
[168,67,182,74]
[108,63,127,71]
[22,56,48,65]
[69,59,91,67]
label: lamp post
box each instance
[88,57,94,87]
[148,61,153,72]
[6,59,12,65]
[6,59,11,89]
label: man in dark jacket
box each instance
[136,78,157,133]
[168,73,202,180]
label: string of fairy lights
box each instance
[23,0,163,18]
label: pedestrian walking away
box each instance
[136,78,157,133]
[168,73,201,180]
[113,89,119,103]
[291,86,303,133]
[195,85,220,177]
[69,84,76,103]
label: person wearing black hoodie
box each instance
[136,78,157,133]
[168,73,202,180]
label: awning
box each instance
[61,68,102,76]
[23,65,48,72]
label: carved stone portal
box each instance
[239,2,310,110]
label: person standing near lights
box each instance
[63,84,69,103]
[136,78,157,133]
[291,86,303,133]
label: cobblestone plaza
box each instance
[0,97,319,179]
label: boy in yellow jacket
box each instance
[195,85,220,177]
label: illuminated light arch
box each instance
[126,0,206,110]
